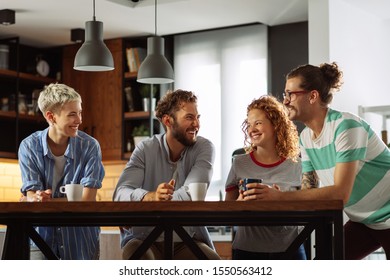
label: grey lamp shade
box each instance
[74,21,114,71]
[0,9,15,25]
[137,36,174,84]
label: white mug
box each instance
[188,182,208,201]
[59,183,84,201]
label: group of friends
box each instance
[18,62,390,260]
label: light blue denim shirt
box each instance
[113,134,215,249]
[18,127,105,259]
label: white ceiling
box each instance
[0,0,389,48]
[0,0,310,48]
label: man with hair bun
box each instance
[253,62,390,260]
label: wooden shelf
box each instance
[0,110,16,119]
[18,114,46,122]
[123,152,132,160]
[0,151,17,159]
[124,72,137,79]
[124,111,151,120]
[0,40,61,161]
[0,111,45,122]
[0,68,57,84]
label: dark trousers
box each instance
[344,220,390,260]
[232,244,307,260]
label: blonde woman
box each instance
[18,83,104,259]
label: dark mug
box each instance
[239,178,263,191]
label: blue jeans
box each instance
[232,244,307,260]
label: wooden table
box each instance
[0,200,344,260]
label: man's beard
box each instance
[172,121,197,147]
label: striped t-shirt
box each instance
[300,108,390,229]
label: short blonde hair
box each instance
[38,83,81,114]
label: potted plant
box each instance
[132,124,150,147]
[139,84,158,112]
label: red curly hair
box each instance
[241,95,300,161]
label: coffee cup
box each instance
[239,178,263,191]
[59,183,84,201]
[188,182,208,201]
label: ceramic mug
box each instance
[239,178,263,191]
[59,183,84,201]
[188,182,208,201]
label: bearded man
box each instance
[113,89,220,260]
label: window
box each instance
[174,24,268,200]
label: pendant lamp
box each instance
[0,9,15,25]
[137,0,174,84]
[74,0,114,71]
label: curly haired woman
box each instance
[225,95,306,260]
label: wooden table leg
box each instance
[315,220,333,259]
[173,226,208,259]
[129,226,164,259]
[27,226,58,260]
[164,226,173,259]
[2,223,30,260]
[333,211,345,259]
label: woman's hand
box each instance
[243,183,281,200]
[26,189,52,202]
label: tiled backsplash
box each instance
[0,160,126,202]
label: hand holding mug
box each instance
[239,178,263,192]
[243,183,281,201]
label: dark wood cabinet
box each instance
[62,39,123,161]
[0,37,60,159]
[122,36,174,159]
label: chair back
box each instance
[231,148,246,162]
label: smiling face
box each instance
[283,76,311,122]
[170,101,200,146]
[246,109,276,149]
[50,101,82,139]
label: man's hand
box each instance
[142,179,175,201]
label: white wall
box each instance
[308,1,390,255]
[309,0,390,136]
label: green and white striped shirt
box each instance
[300,108,390,229]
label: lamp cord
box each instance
[155,0,157,36]
[93,0,96,21]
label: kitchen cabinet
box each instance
[122,36,173,160]
[62,39,123,161]
[122,37,158,159]
[0,37,60,159]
